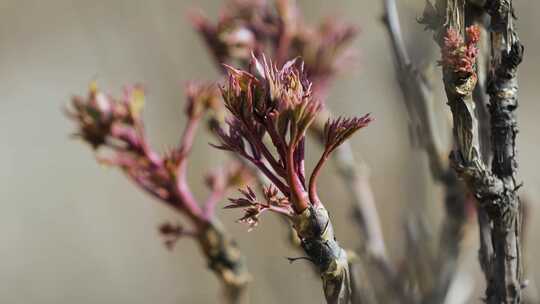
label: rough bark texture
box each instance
[292,206,351,304]
[198,221,251,304]
[424,0,525,303]
[484,31,524,304]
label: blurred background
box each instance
[0,0,539,303]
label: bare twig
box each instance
[382,1,470,302]
[383,0,446,179]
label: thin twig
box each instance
[382,1,470,302]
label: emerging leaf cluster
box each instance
[214,55,371,227]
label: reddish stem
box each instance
[243,120,287,177]
[203,186,226,219]
[286,145,309,213]
[308,151,328,207]
[123,115,206,228]
[126,170,205,227]
[172,115,207,226]
[252,159,290,196]
[176,115,202,178]
[173,182,205,227]
[265,118,288,163]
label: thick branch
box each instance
[484,15,524,303]
[292,205,351,303]
[424,0,525,302]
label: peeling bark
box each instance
[422,0,525,302]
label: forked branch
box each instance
[67,83,251,304]
[420,0,525,302]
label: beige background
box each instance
[0,0,539,303]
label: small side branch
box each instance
[383,0,470,302]
[311,113,390,269]
[383,0,446,179]
[67,84,251,304]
